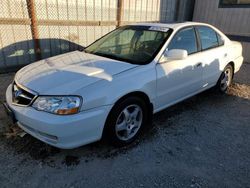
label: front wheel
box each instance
[104,97,150,146]
[216,64,233,93]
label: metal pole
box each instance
[116,0,123,27]
[26,0,41,60]
[174,0,181,22]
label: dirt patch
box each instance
[228,83,250,99]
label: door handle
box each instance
[196,62,202,67]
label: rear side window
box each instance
[197,26,219,50]
[168,27,198,55]
[217,33,224,46]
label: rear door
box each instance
[195,26,226,87]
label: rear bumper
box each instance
[5,84,112,149]
[234,56,244,73]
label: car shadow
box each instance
[0,38,84,74]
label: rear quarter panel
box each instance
[226,41,243,73]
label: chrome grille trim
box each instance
[12,80,38,107]
[18,93,33,101]
[14,79,38,96]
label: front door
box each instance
[155,27,203,110]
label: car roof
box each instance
[129,21,211,30]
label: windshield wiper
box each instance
[93,52,116,59]
[92,52,135,64]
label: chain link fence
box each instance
[0,0,194,73]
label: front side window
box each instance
[197,26,219,50]
[167,27,198,55]
[85,26,172,65]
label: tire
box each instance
[104,96,150,146]
[215,64,233,93]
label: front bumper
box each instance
[5,84,112,149]
[3,102,17,123]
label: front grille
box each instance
[12,82,37,106]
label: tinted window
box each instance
[217,33,224,46]
[220,0,250,5]
[197,26,219,50]
[220,0,250,7]
[168,27,198,55]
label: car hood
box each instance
[15,51,137,94]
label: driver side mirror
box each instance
[161,49,188,62]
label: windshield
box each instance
[85,25,172,65]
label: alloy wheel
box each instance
[220,68,232,91]
[115,104,143,141]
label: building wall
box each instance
[193,0,250,62]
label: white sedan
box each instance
[4,22,243,149]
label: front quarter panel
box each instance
[76,63,157,111]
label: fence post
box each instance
[26,0,41,60]
[116,0,124,27]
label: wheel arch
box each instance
[109,91,153,120]
[114,91,153,108]
[218,61,235,83]
[102,91,153,138]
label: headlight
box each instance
[32,96,82,115]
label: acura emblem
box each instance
[14,89,22,98]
